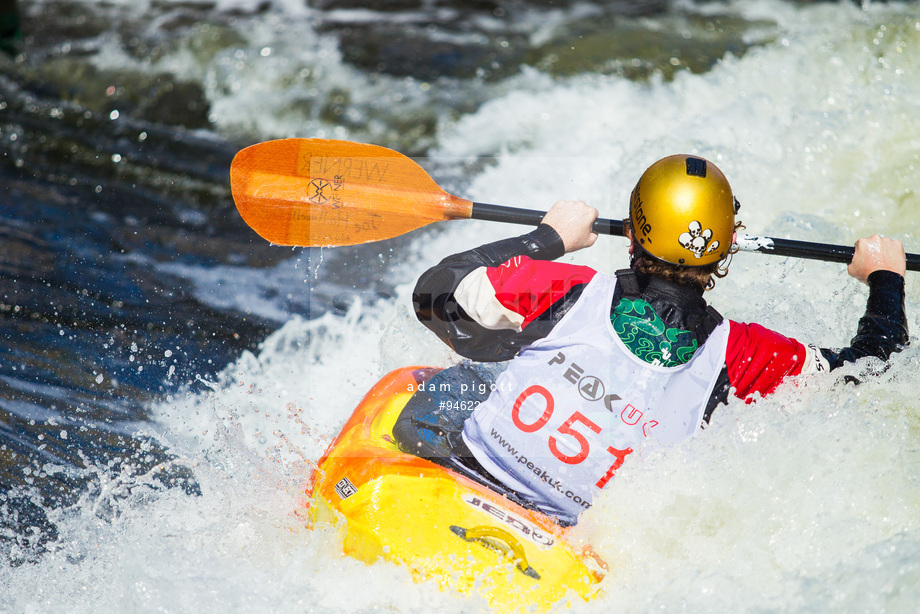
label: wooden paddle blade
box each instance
[230,138,473,247]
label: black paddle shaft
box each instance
[470,202,919,272]
[470,202,625,237]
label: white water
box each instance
[4,1,920,612]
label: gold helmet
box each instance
[629,154,737,267]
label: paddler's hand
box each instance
[541,200,599,254]
[848,234,906,283]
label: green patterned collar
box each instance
[611,297,699,367]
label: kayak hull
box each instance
[308,367,606,611]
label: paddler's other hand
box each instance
[848,234,906,284]
[541,200,599,254]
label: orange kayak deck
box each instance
[307,366,607,612]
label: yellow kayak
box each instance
[307,366,607,612]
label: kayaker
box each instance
[396,154,909,526]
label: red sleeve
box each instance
[486,256,596,327]
[726,320,809,400]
